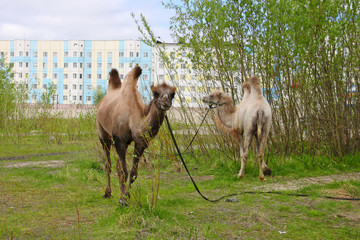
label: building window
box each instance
[79,84,82,90]
[64,63,68,68]
[64,84,68,90]
[64,74,68,79]
[73,62,77,68]
[63,95,68,101]
[26,51,29,57]
[97,74,102,79]
[159,63,164,69]
[32,84,37,89]
[143,74,148,80]
[86,74,91,79]
[80,52,83,57]
[10,51,14,57]
[136,52,139,57]
[181,63,186,69]
[87,52,92,57]
[79,74,82,79]
[33,51,37,57]
[53,62,58,68]
[107,63,112,68]
[119,52,124,57]
[64,52,68,57]
[120,74,124,79]
[19,51,23,56]
[53,73,57,79]
[143,52,149,58]
[97,63,102,68]
[19,62,23,67]
[33,73,37,79]
[87,63,91,68]
[43,52,47,57]
[159,75,164,81]
[73,96,76,101]
[119,63,124,68]
[73,84,76,90]
[129,52,134,57]
[86,85,92,90]
[73,73,77,79]
[43,62,47,68]
[73,51,77,57]
[79,96,82,101]
[25,62,29,68]
[80,63,83,68]
[97,52,102,58]
[107,52,112,58]
[53,52,58,58]
[43,84,47,89]
[143,63,148,69]
[19,73,22,78]
[43,73,47,78]
[86,96,91,101]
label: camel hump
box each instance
[133,65,142,78]
[249,75,262,94]
[242,82,251,92]
[109,69,121,89]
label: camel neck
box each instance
[144,101,165,137]
[216,105,234,130]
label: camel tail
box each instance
[109,69,121,89]
[257,109,265,138]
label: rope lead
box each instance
[164,111,360,202]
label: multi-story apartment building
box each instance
[1,39,240,108]
[151,42,224,108]
[0,40,152,104]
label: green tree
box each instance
[93,88,106,105]
[135,0,360,158]
[0,57,16,128]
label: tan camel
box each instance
[96,66,176,204]
[203,76,272,181]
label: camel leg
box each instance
[257,131,271,177]
[113,137,129,205]
[238,129,254,179]
[128,142,146,189]
[100,137,112,198]
[238,134,244,167]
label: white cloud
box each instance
[0,0,174,41]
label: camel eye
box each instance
[153,91,159,98]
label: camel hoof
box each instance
[259,176,266,181]
[263,168,272,176]
[237,174,244,179]
[102,193,111,199]
[119,198,129,206]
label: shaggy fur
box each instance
[203,76,272,181]
[108,69,121,91]
[96,66,176,204]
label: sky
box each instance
[0,0,175,42]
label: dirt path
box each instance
[252,172,360,192]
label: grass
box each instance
[1,141,359,239]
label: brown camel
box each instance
[203,76,272,181]
[96,66,176,204]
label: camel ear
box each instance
[151,85,159,98]
[170,86,177,92]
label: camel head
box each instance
[151,82,177,111]
[202,90,231,107]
